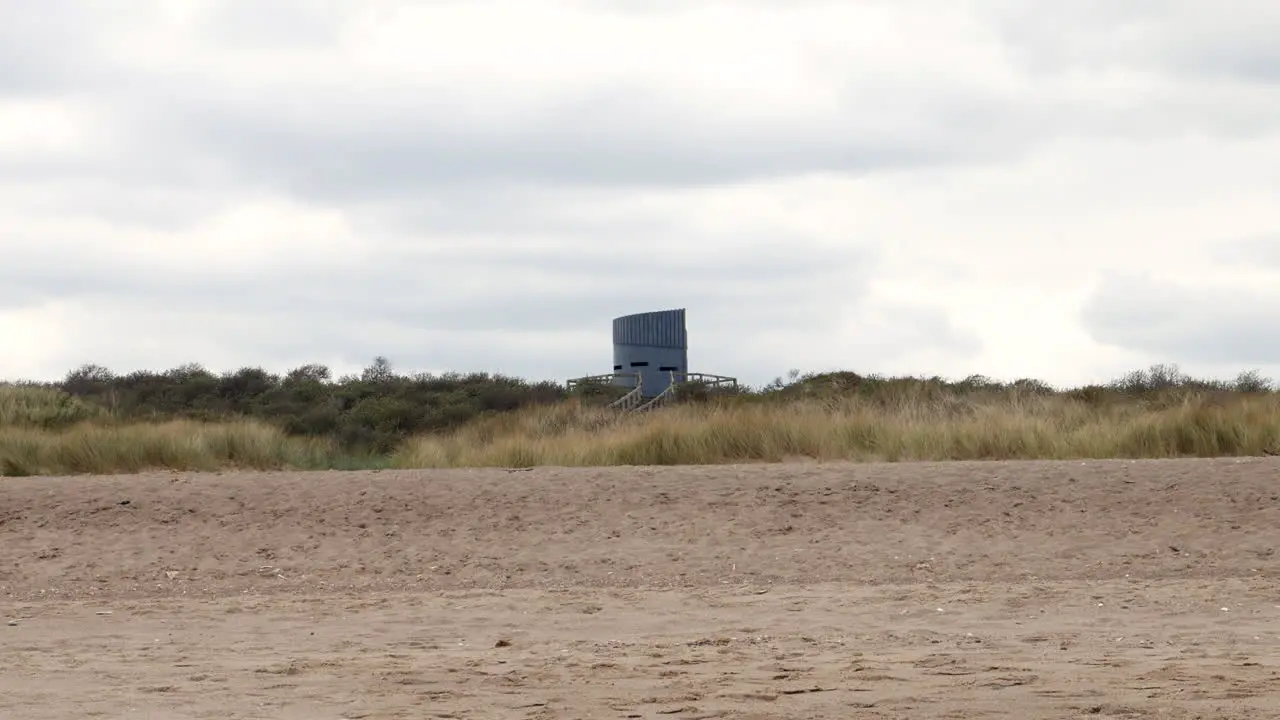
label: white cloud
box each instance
[0,98,105,159]
[3,0,1280,389]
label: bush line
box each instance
[2,362,1277,475]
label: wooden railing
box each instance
[566,372,639,391]
[566,370,738,413]
[610,384,647,411]
[664,372,739,391]
[634,379,677,412]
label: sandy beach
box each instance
[3,458,1279,719]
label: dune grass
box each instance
[0,383,371,476]
[392,391,1280,468]
[0,418,353,477]
[4,374,1280,476]
[0,383,107,429]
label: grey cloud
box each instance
[985,3,1165,74]
[43,54,1265,210]
[0,239,873,335]
[0,2,1049,197]
[136,83,1018,202]
[0,1,124,97]
[1081,273,1280,365]
[1210,233,1280,268]
[987,1,1280,85]
[11,2,1276,207]
[0,2,343,99]
[1,73,1042,205]
[199,0,351,49]
[1170,34,1280,85]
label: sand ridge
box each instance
[3,458,1279,718]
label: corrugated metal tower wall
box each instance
[612,308,688,397]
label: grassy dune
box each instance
[393,391,1280,468]
[0,383,106,429]
[0,419,346,477]
[4,375,1280,476]
[0,383,347,476]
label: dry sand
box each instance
[3,458,1280,719]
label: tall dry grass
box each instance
[0,383,362,476]
[393,391,1280,468]
[5,378,1280,476]
[0,383,106,429]
[0,418,347,477]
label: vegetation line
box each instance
[2,361,1278,476]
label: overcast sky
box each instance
[4,0,1280,389]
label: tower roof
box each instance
[612,308,687,349]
